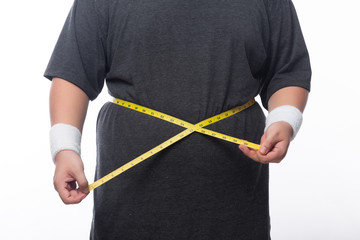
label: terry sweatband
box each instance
[264,105,303,140]
[50,123,82,163]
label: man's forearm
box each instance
[268,86,309,113]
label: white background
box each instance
[0,0,359,239]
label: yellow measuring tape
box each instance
[88,98,260,191]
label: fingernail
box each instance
[260,146,267,154]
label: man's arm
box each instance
[50,77,90,204]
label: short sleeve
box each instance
[260,0,311,109]
[44,0,107,101]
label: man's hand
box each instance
[53,150,89,204]
[238,121,292,164]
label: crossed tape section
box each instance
[88,98,260,191]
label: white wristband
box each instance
[50,123,82,163]
[265,105,303,140]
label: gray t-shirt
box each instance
[45,0,311,238]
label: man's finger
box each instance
[57,186,87,204]
[56,183,73,204]
[238,145,262,163]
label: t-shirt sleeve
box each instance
[260,0,311,109]
[44,0,107,101]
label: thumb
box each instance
[73,169,89,194]
[259,132,278,155]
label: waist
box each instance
[109,95,259,123]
